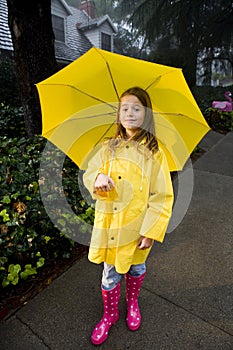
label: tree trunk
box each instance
[7,0,58,136]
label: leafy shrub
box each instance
[0,136,94,289]
[204,108,233,132]
[0,103,25,138]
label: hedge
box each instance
[0,105,94,289]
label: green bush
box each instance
[204,107,233,132]
[0,136,94,289]
[0,103,25,138]
[0,90,92,292]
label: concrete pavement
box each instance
[0,131,233,350]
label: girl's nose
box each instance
[127,108,133,117]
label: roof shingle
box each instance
[0,0,13,51]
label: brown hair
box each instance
[113,87,158,153]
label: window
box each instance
[52,15,65,42]
[101,33,111,51]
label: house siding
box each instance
[85,21,115,50]
[52,0,71,17]
[85,29,100,48]
[99,21,115,51]
[52,0,65,16]
[52,0,69,44]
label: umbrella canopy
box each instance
[36,47,210,171]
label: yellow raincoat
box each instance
[83,139,174,274]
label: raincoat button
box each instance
[114,207,117,211]
[111,237,114,240]
[118,176,121,179]
[126,145,129,149]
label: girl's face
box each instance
[119,94,145,138]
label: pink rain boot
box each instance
[125,272,146,331]
[91,282,120,345]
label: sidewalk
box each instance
[1,131,233,350]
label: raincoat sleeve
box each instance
[82,146,106,200]
[139,149,174,243]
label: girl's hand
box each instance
[137,237,153,250]
[94,173,115,193]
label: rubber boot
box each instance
[125,272,146,331]
[91,282,120,345]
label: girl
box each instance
[83,87,174,345]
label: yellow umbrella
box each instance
[36,47,210,171]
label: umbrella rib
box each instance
[43,112,116,138]
[145,69,180,91]
[42,83,118,111]
[96,48,120,100]
[153,112,209,127]
[68,112,116,121]
[93,121,116,147]
[145,76,162,90]
[105,62,120,100]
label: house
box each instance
[0,0,117,65]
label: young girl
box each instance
[83,87,174,345]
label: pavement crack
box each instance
[142,287,233,338]
[15,314,52,349]
[194,168,233,179]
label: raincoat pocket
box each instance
[93,186,118,201]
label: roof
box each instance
[66,6,93,60]
[78,14,117,33]
[0,0,13,51]
[55,41,84,63]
